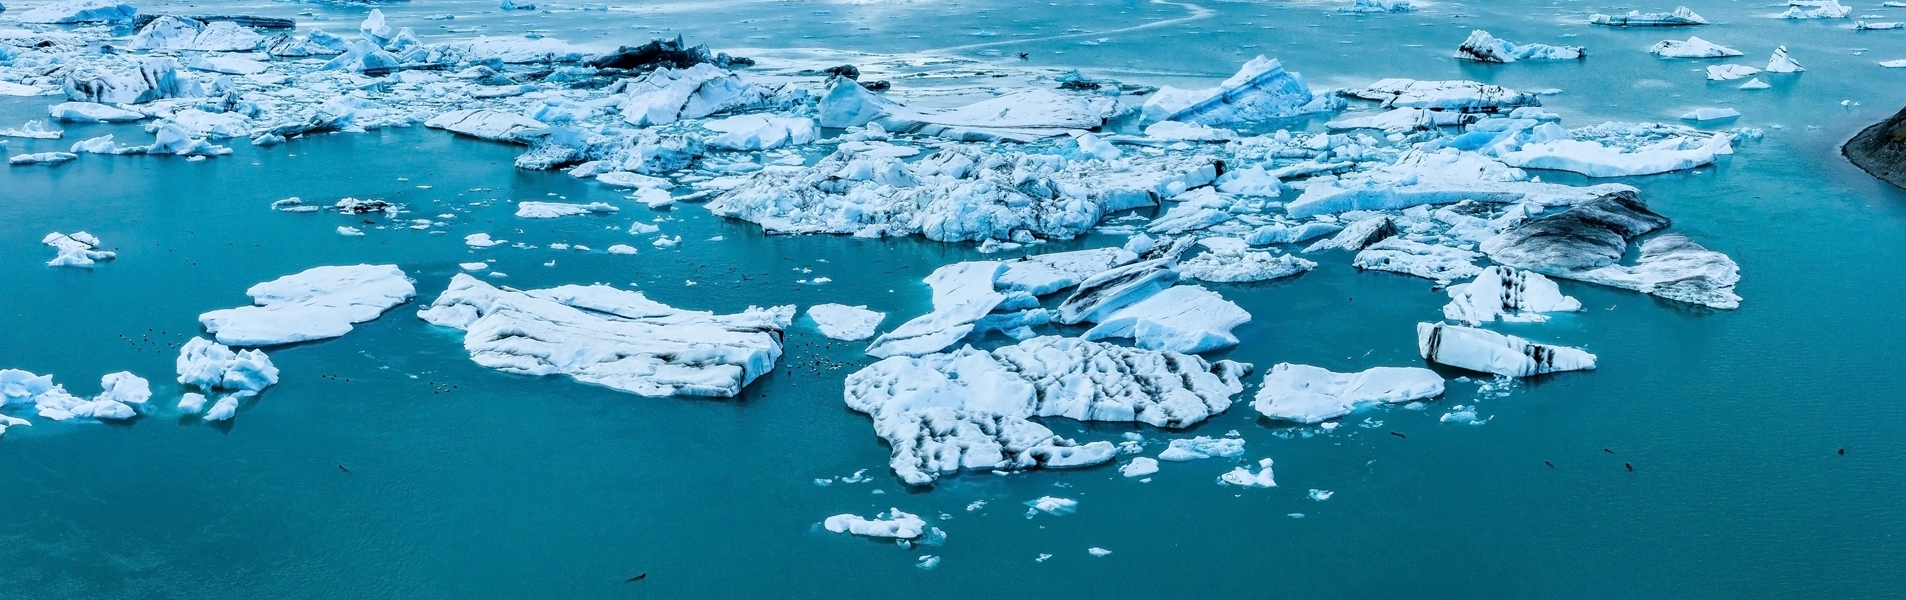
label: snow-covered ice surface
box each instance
[419,274,793,397]
[1252,363,1445,423]
[807,304,886,341]
[824,509,926,539]
[844,335,1249,485]
[1417,323,1597,377]
[198,265,415,346]
[1443,266,1582,325]
[1455,30,1583,62]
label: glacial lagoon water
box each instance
[3,0,1906,598]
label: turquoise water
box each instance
[4,0,1906,598]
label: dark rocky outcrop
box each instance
[1844,105,1906,190]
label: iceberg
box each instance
[1252,363,1444,424]
[15,0,136,23]
[445,37,585,64]
[886,89,1119,141]
[619,63,779,127]
[823,509,926,539]
[1483,192,1671,274]
[1417,323,1596,377]
[1767,46,1805,73]
[176,337,280,393]
[10,152,77,166]
[1139,56,1325,126]
[1571,233,1741,309]
[816,75,900,129]
[515,201,617,218]
[1120,457,1160,477]
[1680,108,1741,121]
[1339,0,1414,13]
[1442,266,1583,325]
[1455,30,1584,62]
[131,16,264,52]
[63,58,203,105]
[1590,7,1708,26]
[1705,65,1761,81]
[807,304,886,341]
[1855,21,1905,30]
[49,102,145,123]
[997,248,1138,296]
[1348,79,1541,113]
[1327,108,1478,133]
[1304,216,1395,252]
[1497,128,1734,177]
[702,114,817,151]
[42,231,114,267]
[185,55,269,76]
[865,261,1009,358]
[1081,285,1251,354]
[418,274,793,397]
[0,120,62,139]
[1738,78,1771,90]
[198,265,416,347]
[843,335,1250,485]
[1054,243,1187,324]
[1247,222,1342,245]
[1157,436,1245,461]
[1178,247,1315,282]
[1778,0,1850,18]
[1218,458,1277,488]
[424,109,549,143]
[1650,37,1742,58]
[1352,237,1484,283]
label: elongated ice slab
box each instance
[1416,323,1596,377]
[198,265,416,346]
[1252,363,1444,423]
[807,304,886,341]
[1442,266,1582,325]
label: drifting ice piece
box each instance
[1705,65,1761,81]
[619,64,778,127]
[198,265,416,346]
[1054,245,1186,324]
[1178,248,1315,283]
[807,304,886,341]
[1253,363,1444,424]
[1766,46,1805,73]
[1140,56,1324,126]
[865,262,1009,358]
[1158,436,1246,461]
[16,0,137,23]
[843,336,1250,485]
[419,274,793,397]
[1443,266,1583,325]
[1349,79,1541,112]
[1571,233,1741,309]
[1483,192,1671,274]
[816,76,901,128]
[1455,30,1584,62]
[49,102,144,123]
[997,248,1139,296]
[1778,0,1849,19]
[824,509,926,539]
[62,58,203,105]
[1220,458,1277,488]
[425,110,549,143]
[1681,108,1741,121]
[42,231,115,267]
[1339,0,1414,13]
[1416,322,1596,377]
[1650,37,1741,58]
[1353,238,1483,283]
[176,337,280,393]
[702,114,817,151]
[1590,7,1707,26]
[1082,285,1251,354]
[1497,130,1734,177]
[515,201,617,218]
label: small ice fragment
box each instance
[1088,547,1112,557]
[1308,489,1334,501]
[1025,496,1078,516]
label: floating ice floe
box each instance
[0,120,62,139]
[1497,123,1733,177]
[0,81,48,97]
[1253,363,1445,424]
[1650,37,1740,58]
[198,265,416,346]
[15,0,137,24]
[807,304,886,341]
[1778,0,1850,19]
[424,109,550,143]
[1455,30,1584,62]
[131,16,265,52]
[1416,323,1596,377]
[1055,241,1189,324]
[1590,7,1707,26]
[1855,21,1905,30]
[1327,107,1477,133]
[1739,78,1772,90]
[1120,457,1160,477]
[1178,245,1315,283]
[1219,458,1277,488]
[1081,285,1250,354]
[1766,46,1805,73]
[177,337,280,396]
[1140,56,1334,126]
[701,114,817,151]
[824,508,926,539]
[42,231,114,267]
[62,57,202,105]
[9,152,76,165]
[1442,266,1582,325]
[619,63,785,127]
[1880,60,1906,68]
[1025,496,1078,517]
[1569,234,1742,309]
[1339,0,1414,13]
[1158,436,1246,461]
[49,102,144,123]
[865,261,1017,358]
[185,55,268,76]
[1483,191,1740,308]
[515,201,618,218]
[1705,65,1761,81]
[0,369,151,422]
[882,89,1119,141]
[1348,79,1542,112]
[843,335,1250,485]
[997,248,1138,296]
[1681,108,1741,121]
[419,274,793,397]
[1352,238,1482,282]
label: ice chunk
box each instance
[1482,191,1671,274]
[1144,121,1238,142]
[702,114,817,151]
[63,58,202,105]
[178,392,208,413]
[1026,496,1078,516]
[1120,457,1160,477]
[1778,0,1849,18]
[320,40,399,74]
[15,0,136,23]
[808,304,886,341]
[866,262,1008,358]
[843,336,1250,485]
[1349,79,1540,112]
[1352,238,1482,283]
[1856,21,1905,30]
[1179,248,1315,282]
[10,152,76,166]
[132,17,264,52]
[418,274,792,397]
[515,201,617,218]
[1590,6,1707,26]
[1681,108,1741,121]
[43,231,115,267]
[464,233,504,247]
[997,248,1139,296]
[1248,222,1342,245]
[1766,46,1805,73]
[619,64,778,127]
[1738,78,1771,90]
[425,109,549,143]
[1304,216,1395,253]
[50,102,144,123]
[176,337,280,393]
[1650,37,1741,58]
[1219,458,1277,488]
[1082,285,1250,354]
[1158,436,1245,461]
[1140,57,1323,126]
[1455,30,1584,62]
[824,508,926,539]
[1339,0,1414,12]
[1705,65,1761,81]
[1442,266,1583,325]
[1416,323,1596,377]
[1498,132,1734,177]
[888,89,1118,140]
[445,37,585,64]
[198,265,416,346]
[186,55,268,76]
[1328,107,1477,133]
[1253,363,1444,423]
[817,76,900,129]
[1571,233,1741,309]
[96,372,151,408]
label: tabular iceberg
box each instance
[824,509,926,539]
[419,274,793,397]
[198,265,416,346]
[1253,363,1445,424]
[1140,56,1328,126]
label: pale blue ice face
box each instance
[3,0,1906,598]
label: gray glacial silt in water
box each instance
[3,0,1906,598]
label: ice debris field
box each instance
[6,0,1839,567]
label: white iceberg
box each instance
[198,265,416,346]
[1498,125,1733,177]
[1571,233,1742,309]
[1442,266,1583,325]
[702,114,817,151]
[62,58,203,105]
[807,304,886,341]
[1705,65,1761,81]
[1158,436,1246,461]
[1339,0,1414,13]
[1252,363,1444,424]
[1082,285,1250,354]
[15,0,136,23]
[619,63,779,127]
[1219,458,1277,488]
[43,231,114,267]
[1778,0,1849,18]
[425,109,549,143]
[824,508,926,539]
[515,201,617,218]
[1650,37,1741,58]
[418,274,793,397]
[176,337,280,393]
[1767,46,1805,73]
[1178,247,1315,283]
[49,102,144,123]
[1455,30,1584,62]
[1140,56,1326,126]
[1348,79,1541,112]
[1120,457,1160,477]
[1416,323,1597,377]
[1353,238,1483,283]
[997,248,1138,296]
